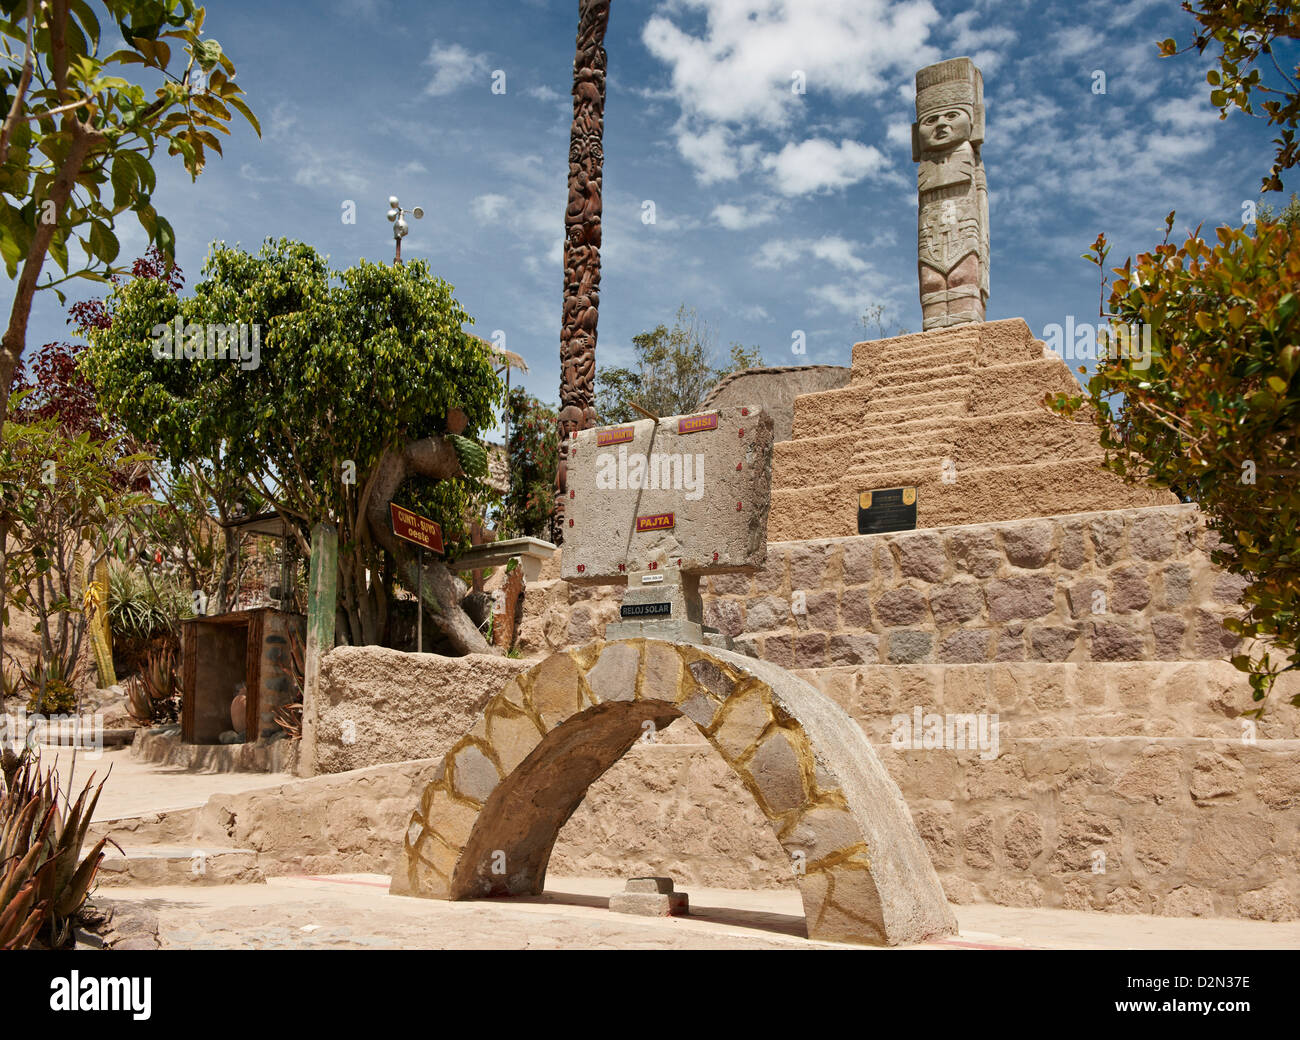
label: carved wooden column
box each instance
[554,0,610,543]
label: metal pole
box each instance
[416,547,423,652]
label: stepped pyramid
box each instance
[768,318,1175,541]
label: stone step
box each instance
[791,386,968,438]
[850,318,1039,374]
[845,410,1118,477]
[865,358,976,388]
[767,458,1173,541]
[95,844,265,886]
[131,724,295,773]
[851,326,983,373]
[88,808,202,847]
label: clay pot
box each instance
[230,691,247,733]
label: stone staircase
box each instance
[769,318,1173,541]
[89,806,266,887]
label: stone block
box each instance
[875,587,929,626]
[894,531,948,583]
[1000,521,1055,569]
[562,405,774,583]
[986,574,1056,621]
[827,632,880,665]
[929,582,984,625]
[1108,563,1151,613]
[950,527,1001,578]
[887,630,933,664]
[936,628,990,663]
[609,891,689,916]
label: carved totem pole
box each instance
[554,0,610,543]
[912,57,989,331]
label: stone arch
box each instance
[390,639,956,945]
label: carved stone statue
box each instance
[912,57,989,330]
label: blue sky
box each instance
[17,0,1300,423]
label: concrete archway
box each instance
[391,639,956,945]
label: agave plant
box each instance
[272,622,306,739]
[22,658,77,716]
[124,644,180,726]
[0,752,116,949]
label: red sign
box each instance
[636,512,676,533]
[597,426,635,446]
[677,413,718,435]
[390,503,444,553]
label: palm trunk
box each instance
[554,0,610,543]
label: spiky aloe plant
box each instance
[124,644,179,725]
[0,753,115,949]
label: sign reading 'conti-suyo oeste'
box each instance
[390,503,444,553]
[561,406,774,585]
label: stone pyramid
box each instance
[768,318,1175,541]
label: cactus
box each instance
[449,434,489,478]
[0,753,116,949]
[124,644,179,725]
[84,557,116,689]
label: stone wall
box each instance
[315,646,531,773]
[519,504,1245,667]
[547,722,1300,921]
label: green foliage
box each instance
[1048,213,1300,711]
[106,559,192,642]
[82,238,505,641]
[503,387,557,540]
[0,0,260,295]
[20,657,75,714]
[596,304,764,423]
[1159,2,1300,193]
[124,641,177,724]
[0,412,150,677]
[1257,191,1300,228]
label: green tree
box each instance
[82,238,505,654]
[0,0,260,424]
[1159,2,1300,192]
[1047,213,1300,712]
[502,387,557,540]
[0,410,149,685]
[596,304,763,423]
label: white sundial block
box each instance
[561,405,774,586]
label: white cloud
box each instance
[424,41,490,96]
[1154,96,1221,133]
[643,0,946,185]
[761,138,888,195]
[472,193,510,222]
[643,0,942,130]
[713,202,776,230]
[754,235,872,274]
[674,124,748,183]
[526,84,563,103]
[886,121,913,149]
[1054,26,1103,60]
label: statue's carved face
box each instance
[918,107,972,151]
